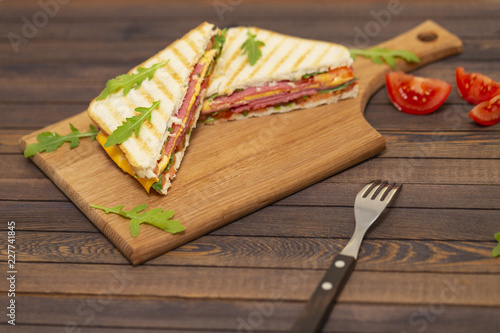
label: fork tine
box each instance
[381,183,402,203]
[370,181,388,200]
[361,179,381,198]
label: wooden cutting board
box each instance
[20,20,462,265]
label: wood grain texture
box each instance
[5,231,497,273]
[7,262,499,306]
[5,295,499,332]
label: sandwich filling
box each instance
[200,66,356,122]
[96,46,219,193]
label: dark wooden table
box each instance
[1,0,500,332]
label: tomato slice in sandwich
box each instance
[385,72,451,115]
[469,94,500,126]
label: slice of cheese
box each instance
[96,132,156,192]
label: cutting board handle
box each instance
[355,19,463,109]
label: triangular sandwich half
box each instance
[200,26,357,123]
[88,22,225,195]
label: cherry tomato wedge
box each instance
[456,67,500,105]
[469,94,500,126]
[385,72,451,115]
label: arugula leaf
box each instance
[24,124,98,158]
[104,100,160,147]
[302,71,328,79]
[207,93,220,102]
[91,204,184,237]
[151,154,176,192]
[349,48,420,70]
[97,60,169,100]
[241,29,265,66]
[492,232,500,258]
[213,28,227,60]
[317,80,356,94]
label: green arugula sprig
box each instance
[302,71,328,79]
[206,28,227,77]
[97,60,169,100]
[91,204,184,237]
[317,80,357,94]
[24,124,98,158]
[492,232,500,258]
[151,155,175,192]
[104,100,160,147]
[349,48,420,70]
[241,29,265,66]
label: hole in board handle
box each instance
[417,31,438,42]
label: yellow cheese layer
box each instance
[96,49,218,193]
[96,132,156,192]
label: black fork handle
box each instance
[290,254,356,333]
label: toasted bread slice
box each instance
[88,22,216,180]
[207,26,353,97]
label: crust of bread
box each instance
[207,26,353,97]
[203,84,358,125]
[88,22,215,179]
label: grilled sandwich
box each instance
[88,22,224,195]
[200,26,358,123]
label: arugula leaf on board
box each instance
[90,204,184,237]
[241,29,265,66]
[349,48,420,70]
[96,60,170,100]
[104,100,160,147]
[492,232,500,258]
[24,124,98,158]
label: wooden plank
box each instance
[6,231,498,273]
[9,294,500,332]
[0,155,46,178]
[0,179,67,201]
[278,183,500,209]
[1,201,497,242]
[1,36,497,66]
[366,103,500,132]
[1,17,499,43]
[329,158,500,185]
[0,326,208,333]
[0,104,87,129]
[4,262,499,306]
[0,129,30,153]
[1,0,499,20]
[381,131,500,158]
[0,201,97,232]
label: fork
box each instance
[290,180,402,333]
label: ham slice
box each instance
[162,62,207,159]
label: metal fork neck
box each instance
[340,225,368,259]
